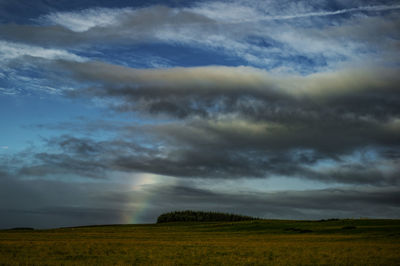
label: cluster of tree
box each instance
[157,210,259,223]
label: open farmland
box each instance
[1,219,399,265]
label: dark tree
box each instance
[157,210,258,223]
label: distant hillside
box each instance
[157,210,259,223]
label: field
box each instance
[1,219,400,265]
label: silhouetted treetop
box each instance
[157,210,258,223]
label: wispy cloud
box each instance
[1,2,398,71]
[0,41,85,62]
[235,4,400,22]
[39,7,129,32]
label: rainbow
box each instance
[120,173,173,224]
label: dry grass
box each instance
[1,219,399,265]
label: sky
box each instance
[0,0,399,229]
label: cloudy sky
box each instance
[1,0,399,228]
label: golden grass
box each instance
[1,220,399,265]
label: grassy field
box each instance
[1,219,400,265]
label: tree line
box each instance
[157,210,259,223]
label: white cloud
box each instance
[0,42,86,96]
[0,41,85,62]
[2,2,399,72]
[191,1,400,22]
[238,4,400,22]
[39,7,131,32]
[189,2,264,23]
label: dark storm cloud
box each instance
[58,61,400,119]
[11,131,399,186]
[147,117,400,156]
[0,175,132,228]
[101,184,400,220]
[2,57,397,185]
[14,135,269,179]
[13,206,124,221]
[17,153,107,179]
[2,176,398,228]
[14,136,145,179]
[53,61,400,154]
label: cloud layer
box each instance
[0,0,399,228]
